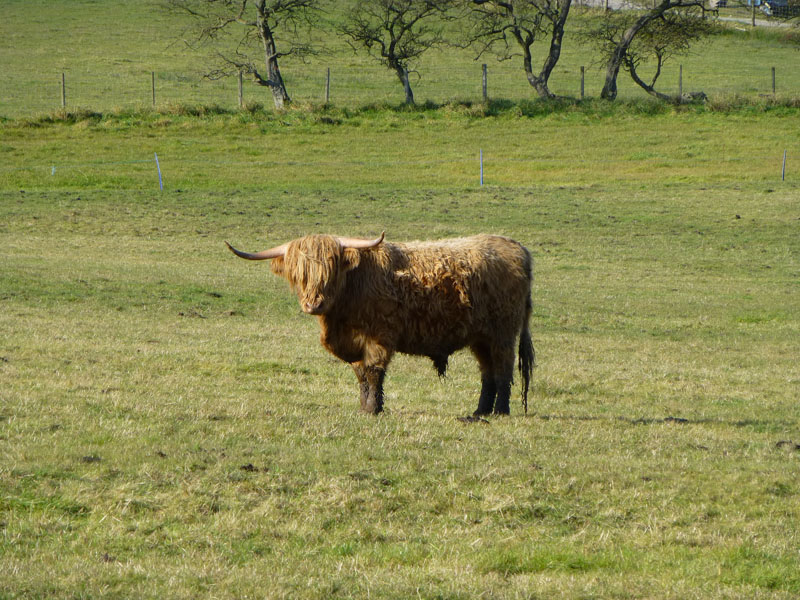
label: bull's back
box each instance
[387,235,531,351]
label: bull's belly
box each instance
[395,329,469,359]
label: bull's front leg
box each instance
[352,362,386,414]
[352,341,393,415]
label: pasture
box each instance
[3,106,800,598]
[2,2,800,598]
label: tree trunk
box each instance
[538,0,572,93]
[516,0,573,100]
[600,0,674,100]
[264,35,291,109]
[395,65,415,105]
[521,41,553,99]
[256,8,291,109]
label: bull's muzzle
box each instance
[302,300,325,315]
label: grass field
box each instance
[3,2,800,599]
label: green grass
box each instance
[3,169,800,597]
[1,104,799,192]
[3,2,800,598]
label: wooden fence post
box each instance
[678,64,683,100]
[325,67,331,104]
[482,64,488,102]
[580,66,585,100]
[238,70,243,108]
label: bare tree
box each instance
[622,11,716,101]
[340,0,453,105]
[460,0,573,99]
[595,0,713,101]
[165,0,320,109]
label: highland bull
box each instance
[225,232,535,415]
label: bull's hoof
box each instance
[361,403,384,415]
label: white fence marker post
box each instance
[782,150,787,181]
[155,152,163,190]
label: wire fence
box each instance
[2,0,799,118]
[2,59,796,120]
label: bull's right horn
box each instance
[337,231,385,250]
[225,241,288,260]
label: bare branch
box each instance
[340,0,455,104]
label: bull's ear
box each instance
[342,248,361,272]
[270,256,286,277]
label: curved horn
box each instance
[337,231,385,250]
[225,241,288,261]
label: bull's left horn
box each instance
[337,231,385,250]
[225,241,288,260]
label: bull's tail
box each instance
[518,296,535,414]
[518,252,535,414]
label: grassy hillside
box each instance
[2,2,800,599]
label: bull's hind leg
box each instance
[474,342,515,415]
[492,374,513,415]
[491,345,515,415]
[471,343,497,416]
[475,375,497,416]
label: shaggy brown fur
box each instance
[232,233,535,415]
